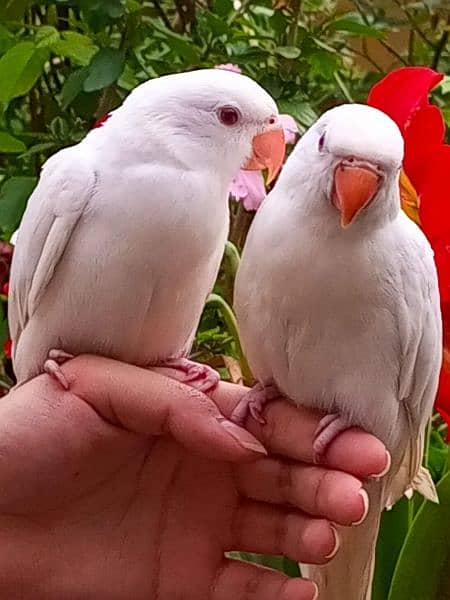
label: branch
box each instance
[392,0,435,49]
[432,15,450,70]
[352,0,407,65]
[152,0,173,30]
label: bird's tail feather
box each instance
[300,479,384,600]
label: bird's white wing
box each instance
[9,148,95,354]
[390,216,442,504]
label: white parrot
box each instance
[9,68,285,390]
[233,103,442,599]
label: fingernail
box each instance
[219,419,267,455]
[311,581,319,600]
[369,450,391,479]
[352,488,369,526]
[325,525,340,559]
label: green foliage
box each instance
[0,0,449,593]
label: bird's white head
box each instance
[92,69,284,182]
[281,103,404,230]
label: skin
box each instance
[0,355,388,600]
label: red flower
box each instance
[92,113,111,129]
[2,282,9,295]
[3,337,11,360]
[368,67,450,434]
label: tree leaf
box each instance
[373,497,410,600]
[0,177,37,232]
[331,15,386,39]
[62,68,90,109]
[0,0,34,21]
[0,42,48,106]
[83,48,125,92]
[0,132,26,153]
[275,46,301,59]
[51,31,98,66]
[35,25,60,48]
[388,471,450,599]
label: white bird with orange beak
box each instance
[233,103,441,599]
[9,68,285,389]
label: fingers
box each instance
[234,458,369,526]
[229,501,339,564]
[212,384,389,479]
[212,560,318,600]
[60,355,267,463]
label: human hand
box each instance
[0,356,388,599]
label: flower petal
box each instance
[418,145,450,241]
[229,170,266,211]
[215,63,242,74]
[279,114,298,145]
[367,67,443,134]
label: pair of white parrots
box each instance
[9,68,441,600]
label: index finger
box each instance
[211,382,389,480]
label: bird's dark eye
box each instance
[218,106,241,126]
[318,132,326,152]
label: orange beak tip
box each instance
[243,128,285,183]
[334,164,381,227]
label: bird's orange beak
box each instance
[333,159,382,228]
[242,128,285,184]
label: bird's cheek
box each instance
[332,162,381,227]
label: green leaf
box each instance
[83,48,125,92]
[202,11,229,36]
[61,68,89,108]
[388,471,450,600]
[0,0,34,21]
[152,22,200,64]
[373,497,410,600]
[35,25,60,48]
[19,141,58,160]
[0,132,26,153]
[0,24,14,56]
[214,0,233,17]
[275,46,301,59]
[439,76,450,95]
[0,316,8,352]
[51,31,98,66]
[331,15,386,38]
[0,42,48,106]
[0,177,37,232]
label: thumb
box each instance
[61,355,267,462]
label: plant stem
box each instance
[206,293,253,385]
[432,15,449,70]
[333,71,353,102]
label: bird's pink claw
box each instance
[230,382,281,427]
[44,348,74,390]
[160,357,220,394]
[313,413,350,462]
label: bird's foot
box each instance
[230,382,281,427]
[159,357,220,394]
[44,349,74,390]
[313,413,350,463]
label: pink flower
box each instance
[279,114,298,145]
[215,64,242,74]
[229,114,298,211]
[229,170,266,211]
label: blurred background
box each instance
[0,2,449,598]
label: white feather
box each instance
[234,104,442,599]
[9,69,278,383]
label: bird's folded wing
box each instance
[389,228,442,506]
[9,149,95,351]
